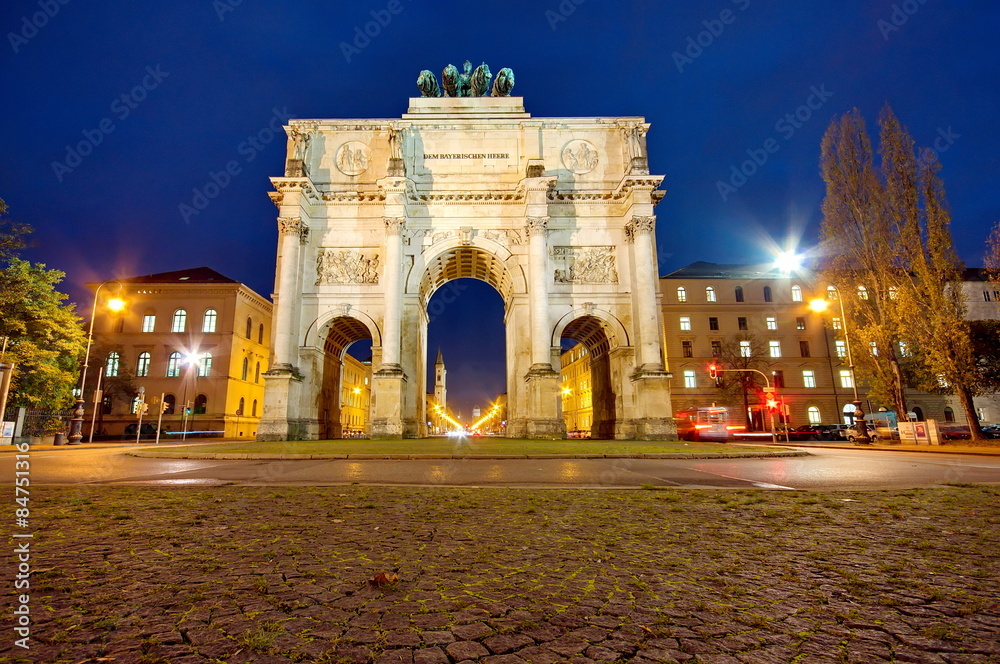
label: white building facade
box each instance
[258,94,675,440]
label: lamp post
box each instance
[68,280,124,445]
[809,288,870,444]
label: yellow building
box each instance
[88,267,271,439]
[339,353,371,437]
[560,343,593,437]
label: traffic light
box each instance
[709,364,718,380]
[766,397,779,413]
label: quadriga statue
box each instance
[417,61,515,98]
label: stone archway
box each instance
[258,92,677,441]
[560,315,619,439]
[317,316,372,439]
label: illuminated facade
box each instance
[88,267,271,439]
[559,343,593,435]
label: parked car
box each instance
[122,422,162,439]
[981,425,1000,440]
[827,424,849,440]
[846,424,899,443]
[939,424,971,441]
[775,425,821,441]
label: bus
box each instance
[673,406,746,442]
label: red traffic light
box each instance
[709,364,718,379]
[766,398,780,413]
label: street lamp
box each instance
[68,280,124,445]
[809,288,870,444]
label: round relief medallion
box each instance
[561,139,600,174]
[335,141,370,176]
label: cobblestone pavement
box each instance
[6,486,1000,663]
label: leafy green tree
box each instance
[0,258,86,409]
[715,333,774,431]
[0,198,32,262]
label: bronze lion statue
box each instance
[471,63,492,97]
[416,70,441,97]
[491,68,515,97]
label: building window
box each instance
[167,352,181,377]
[238,397,245,416]
[840,370,854,389]
[142,312,156,333]
[706,286,716,302]
[827,285,839,299]
[681,341,693,358]
[683,370,696,388]
[738,317,748,331]
[977,407,988,423]
[791,285,802,302]
[171,309,187,333]
[136,352,150,377]
[835,340,847,358]
[246,317,253,338]
[857,285,869,300]
[677,286,687,302]
[773,370,784,388]
[888,286,899,300]
[763,286,773,302]
[735,286,744,302]
[198,353,212,377]
[985,291,992,302]
[711,340,721,357]
[740,341,752,357]
[252,399,258,417]
[255,362,261,383]
[203,309,218,333]
[679,317,691,331]
[799,341,810,357]
[163,394,176,415]
[944,407,955,422]
[937,373,949,388]
[242,357,249,381]
[807,406,821,424]
[796,317,806,330]
[709,317,719,331]
[769,341,781,358]
[766,317,777,330]
[258,323,264,344]
[194,394,207,415]
[869,341,879,356]
[803,370,816,388]
[105,352,120,378]
[832,317,843,330]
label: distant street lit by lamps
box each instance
[809,289,870,443]
[68,280,124,445]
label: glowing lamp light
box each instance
[773,250,803,274]
[106,297,126,312]
[807,298,829,313]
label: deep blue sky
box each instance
[3,1,998,418]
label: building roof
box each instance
[660,261,788,280]
[436,348,444,364]
[119,267,239,284]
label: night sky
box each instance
[3,1,998,420]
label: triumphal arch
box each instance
[258,63,676,440]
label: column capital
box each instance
[277,217,305,236]
[625,215,656,243]
[525,216,550,237]
[383,216,406,236]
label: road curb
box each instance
[769,442,1000,456]
[126,450,810,461]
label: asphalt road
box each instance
[4,443,1000,489]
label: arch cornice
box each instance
[302,307,382,350]
[550,306,631,350]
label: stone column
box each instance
[273,216,307,369]
[371,216,407,438]
[526,216,552,368]
[381,216,405,370]
[626,215,663,371]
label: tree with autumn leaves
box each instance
[819,106,990,438]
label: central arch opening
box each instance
[419,246,515,434]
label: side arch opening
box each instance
[319,316,373,439]
[560,315,619,440]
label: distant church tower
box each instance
[434,348,447,410]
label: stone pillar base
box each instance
[371,365,407,439]
[630,368,677,440]
[523,364,565,440]
[257,367,307,441]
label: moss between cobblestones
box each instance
[9,485,1000,663]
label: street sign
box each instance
[762,387,775,394]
